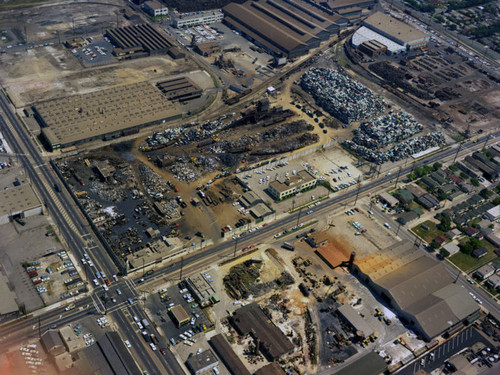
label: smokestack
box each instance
[255,339,260,354]
[348,251,356,269]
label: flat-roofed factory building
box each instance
[156,77,202,102]
[169,304,190,327]
[0,184,42,225]
[0,271,19,322]
[352,242,480,341]
[268,170,317,200]
[144,0,168,17]
[352,11,429,54]
[223,0,348,63]
[186,350,219,375]
[186,273,219,307]
[33,81,180,150]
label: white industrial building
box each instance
[352,26,406,54]
[144,0,168,17]
[172,9,224,28]
[0,184,43,225]
[352,11,429,55]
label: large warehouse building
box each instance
[223,0,350,63]
[33,82,181,150]
[352,11,429,54]
[352,242,480,341]
[105,24,182,60]
[0,184,42,225]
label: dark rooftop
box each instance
[231,302,294,360]
[210,334,251,375]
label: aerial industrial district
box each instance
[0,0,499,374]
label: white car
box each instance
[124,340,131,348]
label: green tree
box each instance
[437,215,452,232]
[440,248,450,258]
[471,178,480,187]
[479,188,492,199]
[430,240,441,250]
[449,165,459,172]
[433,162,442,171]
[461,242,474,255]
[460,172,470,180]
[469,237,481,249]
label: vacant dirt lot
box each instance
[0,46,202,105]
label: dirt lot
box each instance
[0,45,202,105]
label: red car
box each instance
[160,348,166,355]
[104,279,111,286]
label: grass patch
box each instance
[411,220,444,243]
[449,245,499,273]
[450,133,465,142]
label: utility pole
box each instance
[453,141,463,163]
[179,256,184,281]
[296,207,303,228]
[483,133,491,149]
[394,166,402,188]
[353,175,362,206]
[465,122,471,139]
[38,316,41,338]
[375,163,382,179]
[396,221,402,236]
[233,237,238,258]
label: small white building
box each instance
[442,242,460,256]
[144,0,168,17]
[485,205,500,221]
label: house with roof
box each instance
[465,226,480,237]
[475,264,495,279]
[433,235,448,247]
[472,247,488,258]
[486,274,500,290]
[446,228,462,240]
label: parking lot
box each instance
[146,281,214,347]
[24,250,85,306]
[0,210,63,311]
[238,146,364,212]
[72,37,117,67]
[170,24,223,46]
[399,327,491,375]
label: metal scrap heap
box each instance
[343,132,445,164]
[352,112,424,149]
[300,67,385,125]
